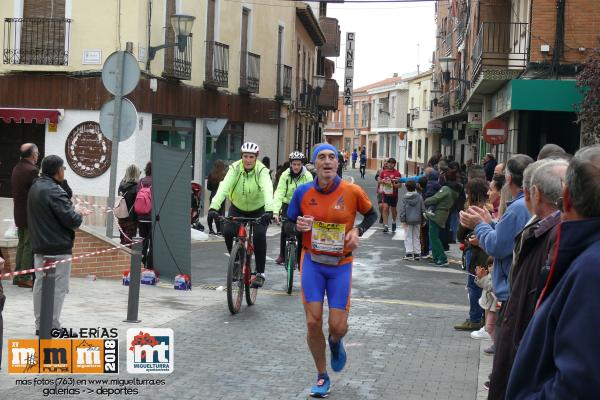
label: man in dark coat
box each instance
[507,145,600,399]
[10,143,39,288]
[28,155,89,335]
[488,159,568,399]
[483,153,498,181]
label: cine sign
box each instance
[344,32,355,106]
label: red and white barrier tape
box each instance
[1,239,143,279]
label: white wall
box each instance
[46,109,152,198]
[244,122,278,169]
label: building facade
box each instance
[0,0,339,220]
[431,0,595,163]
[406,70,440,174]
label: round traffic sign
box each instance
[483,118,508,145]
[99,98,138,141]
[101,51,141,96]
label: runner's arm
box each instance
[355,207,377,236]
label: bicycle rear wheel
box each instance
[227,243,245,314]
[245,254,258,306]
[285,241,296,295]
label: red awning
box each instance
[0,108,61,124]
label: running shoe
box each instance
[383,225,389,234]
[309,376,331,398]
[250,274,265,288]
[392,223,397,232]
[402,254,413,260]
[275,255,284,265]
[329,336,347,372]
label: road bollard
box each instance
[124,239,142,323]
[39,256,57,339]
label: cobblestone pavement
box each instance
[0,169,486,399]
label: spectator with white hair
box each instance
[507,145,600,399]
[488,158,568,399]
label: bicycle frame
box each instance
[236,222,255,286]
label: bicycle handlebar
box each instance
[219,216,263,224]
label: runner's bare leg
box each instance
[305,302,327,373]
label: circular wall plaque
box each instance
[65,121,112,178]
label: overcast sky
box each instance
[307,0,436,88]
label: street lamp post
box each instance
[148,14,195,60]
[313,74,326,144]
[439,56,470,85]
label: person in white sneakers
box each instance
[472,257,496,340]
[399,180,425,260]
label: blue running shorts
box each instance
[300,250,352,311]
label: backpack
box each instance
[113,196,131,218]
[134,183,152,215]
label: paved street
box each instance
[1,169,487,400]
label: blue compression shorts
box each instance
[300,251,352,311]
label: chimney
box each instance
[393,73,398,77]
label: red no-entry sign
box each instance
[483,118,508,145]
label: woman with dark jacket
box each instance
[138,162,153,268]
[117,164,140,244]
[206,160,226,235]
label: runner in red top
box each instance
[377,157,402,233]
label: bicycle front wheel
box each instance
[227,243,245,314]
[285,241,297,295]
[245,254,258,306]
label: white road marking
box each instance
[392,228,406,241]
[360,229,375,240]
[404,264,465,274]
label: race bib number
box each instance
[382,183,394,195]
[311,221,346,254]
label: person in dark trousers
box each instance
[507,145,600,399]
[336,150,344,178]
[206,159,226,235]
[117,164,140,244]
[28,155,90,335]
[137,161,153,269]
[351,148,358,169]
[11,143,39,288]
[359,150,367,179]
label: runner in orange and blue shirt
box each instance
[284,143,377,398]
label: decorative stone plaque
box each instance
[65,121,112,178]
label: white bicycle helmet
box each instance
[240,142,260,154]
[289,151,305,161]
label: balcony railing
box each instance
[377,110,390,128]
[325,121,343,129]
[439,93,450,116]
[163,35,192,80]
[472,22,529,84]
[3,17,71,65]
[452,86,466,111]
[204,41,229,88]
[443,31,453,57]
[455,18,466,48]
[239,51,260,94]
[276,64,292,100]
[318,79,339,111]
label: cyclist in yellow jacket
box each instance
[208,142,274,288]
[272,151,313,264]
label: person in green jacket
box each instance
[208,142,274,288]
[424,167,462,266]
[272,151,313,264]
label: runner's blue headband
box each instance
[311,144,337,163]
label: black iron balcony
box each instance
[276,64,292,100]
[443,31,453,57]
[472,22,529,84]
[163,34,192,80]
[318,79,339,111]
[204,41,229,88]
[239,51,260,94]
[3,17,71,65]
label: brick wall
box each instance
[1,229,135,280]
[530,0,600,64]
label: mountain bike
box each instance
[281,218,300,295]
[222,216,262,314]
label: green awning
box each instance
[510,79,582,112]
